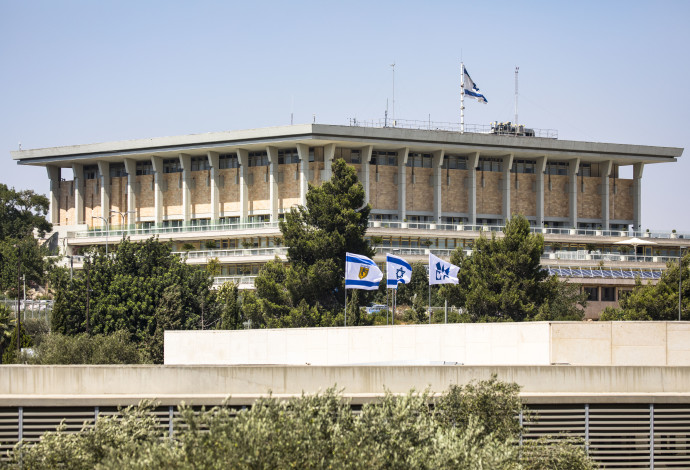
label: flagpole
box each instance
[460,61,465,134]
[428,283,431,324]
[386,261,389,325]
[344,286,347,327]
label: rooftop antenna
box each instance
[514,66,519,125]
[18,142,22,150]
[385,98,389,127]
[390,62,395,125]
[291,95,294,125]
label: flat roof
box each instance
[11,124,683,168]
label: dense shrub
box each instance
[27,330,147,364]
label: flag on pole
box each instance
[345,252,383,290]
[462,66,488,104]
[386,254,412,288]
[428,253,460,285]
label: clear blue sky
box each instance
[2,0,688,230]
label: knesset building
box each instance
[12,123,687,318]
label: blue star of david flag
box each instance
[386,254,412,288]
[463,65,488,104]
[345,252,383,290]
[428,253,460,285]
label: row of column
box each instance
[46,151,645,231]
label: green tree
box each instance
[600,250,690,321]
[51,237,216,362]
[0,304,15,362]
[440,215,585,322]
[27,330,145,364]
[217,281,243,329]
[276,158,374,312]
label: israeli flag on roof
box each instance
[345,252,383,290]
[386,254,412,288]
[429,253,460,285]
[463,66,488,104]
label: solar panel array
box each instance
[546,266,664,280]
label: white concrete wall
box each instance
[165,322,690,367]
[165,323,551,366]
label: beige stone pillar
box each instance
[207,152,220,224]
[266,146,279,222]
[601,160,613,230]
[535,156,547,227]
[151,157,163,226]
[296,144,309,206]
[362,145,373,204]
[179,154,192,224]
[237,149,249,222]
[502,154,514,224]
[123,159,137,228]
[323,143,336,182]
[468,152,480,225]
[71,163,84,225]
[397,148,409,221]
[97,161,110,227]
[568,158,580,229]
[432,150,444,222]
[633,162,644,231]
[46,166,60,225]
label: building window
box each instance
[478,157,501,172]
[512,159,536,174]
[584,287,599,301]
[109,163,127,178]
[219,153,239,169]
[546,161,568,175]
[371,150,397,166]
[278,149,300,164]
[601,287,616,302]
[136,161,153,175]
[442,155,468,170]
[191,156,210,172]
[248,151,269,167]
[406,153,433,168]
[84,165,99,179]
[163,159,182,173]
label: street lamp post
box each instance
[92,215,109,256]
[680,246,685,321]
[110,209,135,241]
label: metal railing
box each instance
[544,251,678,264]
[212,276,257,289]
[0,299,53,323]
[70,221,280,239]
[176,247,287,260]
[347,117,558,139]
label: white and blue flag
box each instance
[345,252,383,290]
[429,253,460,285]
[386,254,412,288]
[463,66,488,104]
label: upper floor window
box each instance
[191,156,210,171]
[163,159,182,173]
[248,151,269,167]
[136,161,153,175]
[443,155,467,170]
[219,153,239,169]
[512,159,536,174]
[109,163,127,178]
[546,161,568,175]
[406,153,432,168]
[371,150,397,166]
[84,165,99,179]
[335,148,362,165]
[579,163,601,177]
[278,149,300,164]
[478,157,501,172]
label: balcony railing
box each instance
[70,221,280,239]
[175,247,287,260]
[212,276,257,289]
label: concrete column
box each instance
[468,152,480,225]
[502,154,514,224]
[46,166,60,225]
[323,143,336,182]
[296,144,309,206]
[568,158,580,229]
[432,150,444,222]
[362,145,373,204]
[633,163,644,231]
[601,160,613,230]
[97,161,110,227]
[237,149,249,222]
[179,154,192,224]
[70,163,85,225]
[151,157,163,226]
[397,148,409,221]
[123,159,137,228]
[535,156,547,227]
[207,152,220,224]
[266,146,279,222]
